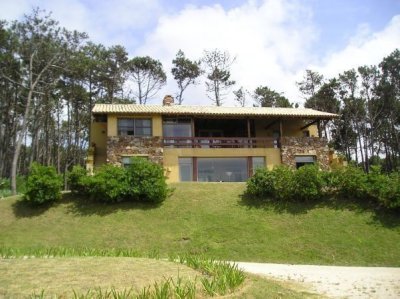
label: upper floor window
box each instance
[118,118,152,136]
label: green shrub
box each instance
[246,166,294,200]
[88,164,129,203]
[271,166,295,201]
[246,168,275,198]
[23,163,62,205]
[67,165,89,195]
[367,167,400,209]
[292,165,324,201]
[383,173,400,209]
[125,157,171,203]
[332,166,368,199]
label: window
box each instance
[163,118,192,137]
[179,158,193,181]
[303,130,310,137]
[197,158,248,182]
[94,114,107,122]
[118,119,152,136]
[252,157,265,174]
[295,155,315,168]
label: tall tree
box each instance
[253,86,292,108]
[233,87,248,107]
[3,9,86,194]
[127,56,166,104]
[171,50,201,105]
[304,79,340,139]
[202,49,235,106]
[297,69,324,98]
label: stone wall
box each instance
[280,137,330,169]
[107,136,163,166]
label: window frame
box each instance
[117,118,152,136]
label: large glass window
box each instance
[179,158,193,181]
[197,158,248,182]
[163,118,192,137]
[118,118,152,136]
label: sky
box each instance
[1,0,400,106]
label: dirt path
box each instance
[236,262,400,298]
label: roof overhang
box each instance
[92,104,339,120]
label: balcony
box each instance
[162,137,279,148]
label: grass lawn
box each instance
[0,183,399,266]
[0,257,316,298]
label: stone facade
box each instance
[280,137,330,169]
[107,136,163,166]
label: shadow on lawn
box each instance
[11,200,55,218]
[239,193,400,228]
[63,193,162,217]
[11,193,162,218]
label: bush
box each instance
[125,157,171,203]
[23,163,62,205]
[331,166,368,200]
[69,158,171,204]
[270,166,295,201]
[88,164,129,203]
[67,165,89,195]
[292,165,324,201]
[246,166,294,200]
[246,168,275,198]
[366,167,400,209]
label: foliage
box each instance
[201,49,235,106]
[69,159,171,204]
[127,56,167,104]
[247,164,400,210]
[253,86,293,108]
[233,86,248,107]
[330,166,368,200]
[87,164,129,203]
[125,157,171,203]
[292,165,324,201]
[246,168,275,198]
[246,166,295,200]
[23,163,62,205]
[171,50,201,105]
[67,165,89,195]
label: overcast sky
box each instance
[1,0,399,106]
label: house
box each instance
[88,95,338,182]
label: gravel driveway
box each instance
[236,262,400,298]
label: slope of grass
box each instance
[0,183,399,266]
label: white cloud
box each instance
[307,15,400,83]
[137,0,316,106]
[0,0,163,50]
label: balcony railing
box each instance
[162,137,279,148]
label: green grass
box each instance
[0,257,315,298]
[0,183,399,266]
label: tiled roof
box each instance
[92,104,338,119]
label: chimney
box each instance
[163,95,174,106]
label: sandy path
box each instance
[236,262,400,298]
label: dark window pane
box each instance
[197,158,248,182]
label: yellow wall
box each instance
[254,119,319,137]
[163,148,281,183]
[90,122,107,166]
[107,114,163,137]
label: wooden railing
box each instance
[162,137,279,148]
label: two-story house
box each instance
[88,95,337,182]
